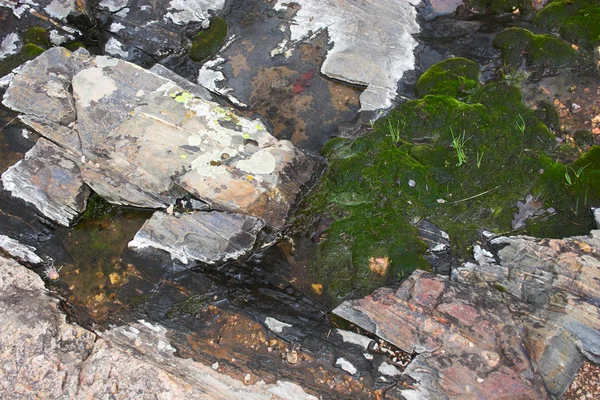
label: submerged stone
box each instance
[128,211,265,264]
[271,0,419,112]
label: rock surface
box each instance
[1,138,89,226]
[2,48,316,228]
[335,229,600,399]
[129,210,265,264]
[272,0,419,112]
[0,254,318,399]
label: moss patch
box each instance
[24,27,51,48]
[415,57,480,98]
[295,58,600,299]
[189,17,227,62]
[493,27,577,71]
[534,0,600,51]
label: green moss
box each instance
[21,43,46,58]
[189,17,227,62]
[295,58,600,298]
[64,41,86,51]
[415,57,480,98]
[574,130,594,147]
[24,27,51,47]
[493,283,507,292]
[534,0,600,51]
[493,27,577,70]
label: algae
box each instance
[189,17,227,62]
[296,57,600,299]
[467,0,533,16]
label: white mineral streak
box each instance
[0,33,20,60]
[164,0,226,25]
[197,58,248,108]
[264,317,292,333]
[273,0,419,112]
[72,67,117,107]
[0,235,43,264]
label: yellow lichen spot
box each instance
[247,175,254,181]
[242,133,251,139]
[174,91,193,104]
[255,123,263,131]
[109,272,121,285]
[311,283,323,295]
[181,154,188,159]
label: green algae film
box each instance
[189,17,227,62]
[295,57,600,299]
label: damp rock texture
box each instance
[0,255,317,399]
[1,47,315,229]
[335,229,600,399]
[129,211,265,264]
[273,0,419,112]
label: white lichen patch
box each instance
[378,362,401,376]
[45,80,70,98]
[235,150,276,175]
[164,0,226,25]
[0,33,20,60]
[104,37,129,59]
[336,329,374,350]
[335,358,357,375]
[73,67,118,107]
[264,317,292,333]
[110,22,126,33]
[99,0,128,12]
[188,135,202,146]
[44,0,76,20]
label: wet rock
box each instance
[334,229,600,398]
[2,48,316,227]
[273,0,419,112]
[0,255,318,399]
[0,234,43,264]
[455,231,600,371]
[1,138,90,226]
[129,210,265,264]
[420,0,465,20]
[334,270,551,399]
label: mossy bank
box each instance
[295,56,600,299]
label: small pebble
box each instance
[408,179,416,188]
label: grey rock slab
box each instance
[3,48,315,227]
[150,63,212,100]
[1,138,90,226]
[0,234,43,264]
[0,255,318,399]
[273,0,419,112]
[2,47,89,125]
[128,210,265,264]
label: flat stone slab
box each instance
[128,211,265,264]
[1,138,89,226]
[2,48,316,227]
